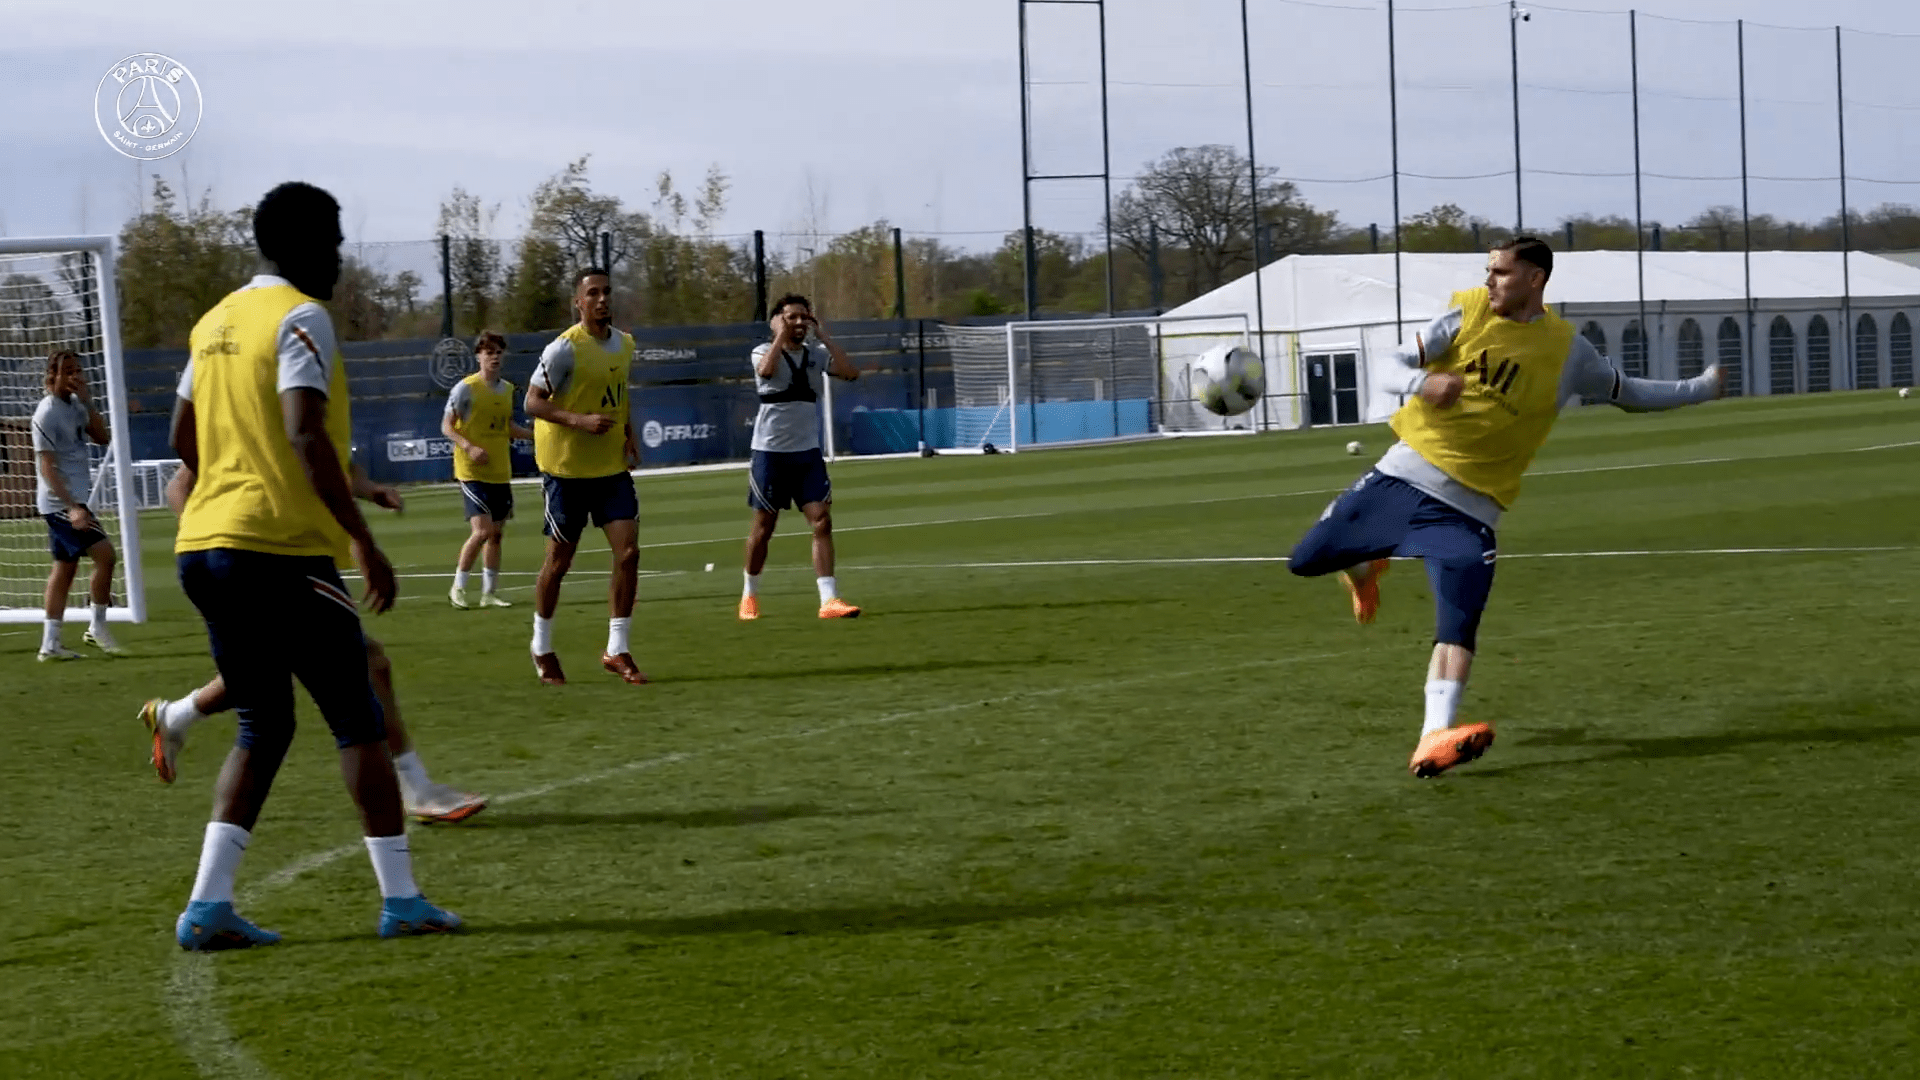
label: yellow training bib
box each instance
[451,374,515,484]
[177,284,354,561]
[533,323,635,480]
[1389,287,1575,508]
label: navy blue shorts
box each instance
[177,549,386,771]
[459,480,514,522]
[1289,471,1498,651]
[45,512,109,562]
[541,472,637,544]
[748,448,832,513]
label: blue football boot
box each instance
[378,895,463,938]
[176,900,282,952]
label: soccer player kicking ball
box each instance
[141,462,487,824]
[168,182,459,949]
[524,268,645,686]
[443,331,533,609]
[31,350,122,660]
[739,294,863,621]
[1288,238,1723,778]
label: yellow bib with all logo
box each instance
[1388,287,1575,508]
[177,284,354,561]
[533,323,635,480]
[452,374,515,484]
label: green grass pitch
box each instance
[2,391,1917,1079]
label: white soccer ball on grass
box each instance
[1190,344,1266,417]
[1901,387,1911,399]
[1345,440,1363,456]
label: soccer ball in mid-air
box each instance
[1190,345,1265,416]
[1901,387,1912,399]
[1345,440,1363,455]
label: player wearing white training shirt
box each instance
[739,294,863,621]
[32,349,120,660]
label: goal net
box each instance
[0,237,144,623]
[940,313,1255,450]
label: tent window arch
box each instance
[1622,320,1648,378]
[1581,321,1608,358]
[1806,315,1831,393]
[1892,313,1914,387]
[1769,316,1797,395]
[1717,317,1744,397]
[1677,319,1704,379]
[1855,314,1880,391]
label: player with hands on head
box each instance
[1286,237,1723,778]
[522,268,646,686]
[167,181,459,950]
[31,349,121,660]
[442,331,533,609]
[740,294,863,621]
[142,460,487,824]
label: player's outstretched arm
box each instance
[1563,336,1721,413]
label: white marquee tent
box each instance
[1161,251,1920,429]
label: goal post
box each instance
[939,313,1255,451]
[0,235,145,624]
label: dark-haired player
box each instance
[31,349,120,660]
[524,268,644,686]
[443,331,532,609]
[1287,238,1723,777]
[739,294,863,621]
[169,181,459,948]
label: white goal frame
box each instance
[0,235,145,623]
[978,312,1255,452]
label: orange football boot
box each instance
[738,595,760,621]
[1340,558,1391,624]
[1409,723,1495,779]
[602,652,650,685]
[818,597,861,619]
[532,651,566,686]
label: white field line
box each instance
[840,547,1912,572]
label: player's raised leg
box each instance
[1287,472,1421,625]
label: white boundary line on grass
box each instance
[166,647,1355,1080]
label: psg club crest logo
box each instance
[94,53,203,160]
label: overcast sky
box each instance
[4,0,1918,263]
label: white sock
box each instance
[90,603,108,633]
[363,833,418,899]
[452,569,470,591]
[188,821,250,904]
[743,572,760,599]
[162,695,207,734]
[482,568,499,594]
[392,750,432,800]
[817,576,838,603]
[532,614,554,655]
[1423,679,1463,736]
[607,616,632,656]
[41,619,60,652]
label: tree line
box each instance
[106,147,1920,348]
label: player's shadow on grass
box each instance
[475,802,873,830]
[1467,719,1920,779]
[466,892,1170,941]
[867,597,1169,619]
[662,657,1050,683]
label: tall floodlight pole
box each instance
[1388,0,1405,345]
[1017,0,1039,317]
[1630,10,1649,376]
[1240,0,1271,429]
[1097,0,1116,315]
[1836,26,1854,388]
[1508,0,1525,234]
[1738,19,1754,395]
